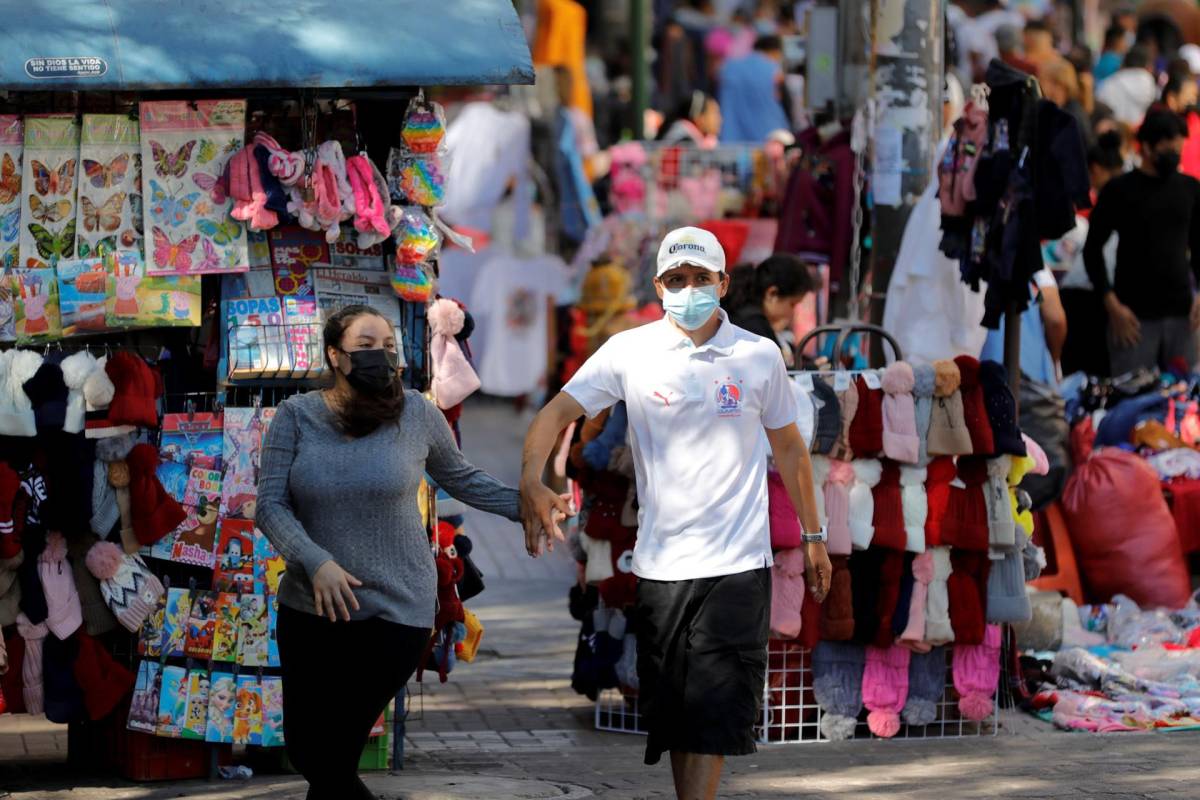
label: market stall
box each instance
[0,0,532,780]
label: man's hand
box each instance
[1106,293,1141,347]
[804,542,831,602]
[1190,295,1200,331]
[519,479,574,557]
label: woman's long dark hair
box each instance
[323,304,405,437]
[722,253,816,312]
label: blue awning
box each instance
[0,0,533,90]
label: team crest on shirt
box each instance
[714,378,744,418]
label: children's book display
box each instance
[128,404,286,746]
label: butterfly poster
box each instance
[0,116,22,278]
[140,100,248,276]
[11,268,62,344]
[20,115,78,269]
[76,115,140,261]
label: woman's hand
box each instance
[311,561,363,622]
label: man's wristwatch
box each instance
[801,527,828,544]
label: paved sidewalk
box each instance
[2,399,1199,798]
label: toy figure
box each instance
[433,522,464,629]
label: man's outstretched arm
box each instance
[520,392,586,557]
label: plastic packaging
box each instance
[394,207,440,265]
[401,97,447,156]
[386,148,446,208]
[391,263,434,303]
[1107,594,1185,650]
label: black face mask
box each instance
[340,348,399,394]
[1155,150,1182,177]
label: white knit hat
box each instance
[900,466,928,554]
[848,459,882,551]
[60,351,98,435]
[0,349,43,436]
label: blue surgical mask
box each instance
[662,285,719,330]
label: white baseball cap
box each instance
[656,226,726,277]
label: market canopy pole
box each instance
[857,0,942,363]
[631,0,649,140]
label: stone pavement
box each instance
[3,399,1200,799]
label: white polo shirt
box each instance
[563,310,799,581]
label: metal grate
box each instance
[594,638,1005,742]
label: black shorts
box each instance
[634,567,770,765]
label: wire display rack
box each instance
[594,637,1010,742]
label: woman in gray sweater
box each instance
[257,304,520,800]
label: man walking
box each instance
[520,227,831,800]
[1084,108,1200,375]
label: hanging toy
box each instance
[391,263,434,303]
[395,207,440,265]
[401,97,447,155]
[397,156,445,208]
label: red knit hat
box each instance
[873,550,907,648]
[72,631,135,721]
[923,456,957,548]
[799,581,824,649]
[942,457,990,552]
[105,353,160,430]
[819,555,855,641]
[954,356,994,457]
[947,550,991,646]
[0,463,22,562]
[871,461,907,551]
[849,376,884,457]
[126,444,186,546]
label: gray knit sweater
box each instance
[257,391,520,628]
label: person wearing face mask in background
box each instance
[518,227,831,800]
[256,305,521,800]
[1084,108,1200,375]
[721,253,815,367]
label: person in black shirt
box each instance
[1083,108,1200,375]
[722,253,815,366]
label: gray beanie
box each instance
[912,364,936,466]
[902,646,946,726]
[90,459,121,538]
[986,547,1032,624]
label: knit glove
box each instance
[863,644,911,738]
[902,646,947,726]
[953,624,1002,721]
[899,466,927,553]
[924,546,954,645]
[812,641,865,741]
[848,459,882,550]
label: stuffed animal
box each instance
[434,522,464,629]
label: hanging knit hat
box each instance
[85,542,164,632]
[954,356,994,456]
[953,624,1001,721]
[987,547,1032,624]
[912,364,936,466]
[870,550,906,648]
[849,547,885,645]
[979,360,1026,457]
[810,377,842,455]
[428,298,482,410]
[891,557,914,637]
[809,455,830,531]
[881,362,920,464]
[16,612,46,714]
[0,350,44,437]
[848,459,882,550]
[871,461,906,551]
[863,644,911,738]
[83,357,135,440]
[22,355,68,433]
[899,466,927,553]
[811,641,866,741]
[38,533,82,641]
[105,353,160,431]
[769,548,806,640]
[897,551,934,652]
[902,646,947,726]
[984,456,1016,554]
[849,375,884,457]
[60,351,98,435]
[831,381,859,461]
[824,459,855,556]
[948,549,991,646]
[926,360,972,456]
[73,630,135,721]
[798,582,824,650]
[42,632,84,724]
[68,535,116,637]
[924,546,955,646]
[794,381,815,447]
[819,554,855,641]
[942,457,990,551]
[126,444,185,546]
[0,463,22,563]
[923,456,956,548]
[89,459,120,539]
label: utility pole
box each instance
[864,0,943,361]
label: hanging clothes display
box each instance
[775,128,855,284]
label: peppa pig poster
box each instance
[10,268,62,343]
